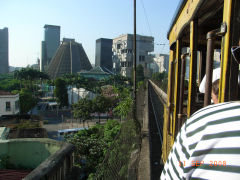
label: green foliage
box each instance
[16,120,41,129]
[73,98,93,123]
[151,72,167,82]
[0,155,9,169]
[151,72,168,93]
[54,78,68,107]
[113,87,133,120]
[92,95,112,121]
[66,120,121,176]
[137,81,144,90]
[107,74,132,88]
[19,89,37,114]
[136,64,145,83]
[43,120,49,124]
[94,119,140,179]
[62,73,132,94]
[11,90,20,95]
[113,96,133,120]
[14,68,49,92]
[14,68,49,81]
[0,73,21,91]
[103,120,121,147]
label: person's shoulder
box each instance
[195,101,239,114]
[187,101,240,125]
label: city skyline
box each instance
[0,0,179,67]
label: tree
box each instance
[151,71,168,92]
[113,87,133,120]
[19,89,37,114]
[92,95,110,123]
[136,64,145,83]
[54,78,68,107]
[151,72,167,82]
[65,120,121,177]
[73,98,93,127]
[108,74,132,88]
[14,68,49,94]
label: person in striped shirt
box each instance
[160,101,240,180]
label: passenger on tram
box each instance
[199,40,240,95]
[199,67,220,94]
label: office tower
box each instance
[40,24,60,71]
[95,38,113,72]
[112,34,154,77]
[47,39,92,79]
[0,28,9,74]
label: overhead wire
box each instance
[140,0,169,55]
[140,0,152,37]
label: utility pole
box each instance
[133,0,137,101]
[133,0,140,133]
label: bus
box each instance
[161,0,240,162]
[57,127,87,141]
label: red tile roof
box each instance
[0,169,31,180]
[0,90,14,95]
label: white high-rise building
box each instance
[151,54,169,73]
[112,34,154,77]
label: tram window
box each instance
[213,49,221,69]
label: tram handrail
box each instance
[148,80,167,105]
[148,85,163,145]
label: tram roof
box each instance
[167,0,187,39]
[167,0,224,47]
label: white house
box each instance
[68,87,96,105]
[0,90,20,116]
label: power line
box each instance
[140,0,152,36]
[160,39,168,54]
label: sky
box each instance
[0,0,180,67]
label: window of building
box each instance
[15,100,19,110]
[6,102,11,111]
[128,49,132,53]
[139,55,145,62]
[117,44,121,49]
[121,62,126,67]
[127,62,132,67]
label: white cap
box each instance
[199,67,221,93]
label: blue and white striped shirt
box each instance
[161,102,240,180]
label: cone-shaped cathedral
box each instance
[47,39,92,79]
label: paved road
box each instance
[42,110,108,140]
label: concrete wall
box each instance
[0,138,63,169]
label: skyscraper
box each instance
[95,38,113,72]
[40,24,60,71]
[0,28,9,74]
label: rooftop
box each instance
[80,66,110,75]
[0,90,14,96]
[44,24,60,29]
[0,169,31,180]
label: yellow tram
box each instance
[162,0,240,162]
